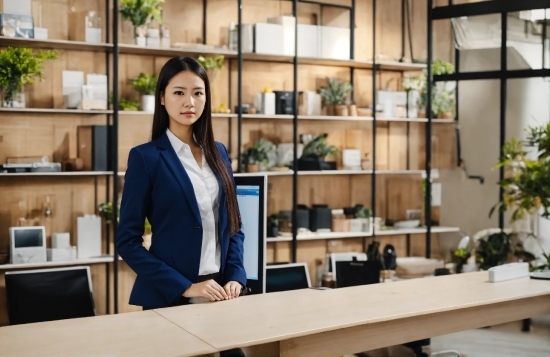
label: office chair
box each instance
[335,259,382,287]
[5,266,96,325]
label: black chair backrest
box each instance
[5,266,95,325]
[335,260,383,288]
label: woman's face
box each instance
[161,70,206,129]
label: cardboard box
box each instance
[299,91,321,116]
[68,11,102,43]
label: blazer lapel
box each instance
[156,133,202,224]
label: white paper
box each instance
[86,73,108,105]
[62,70,84,95]
[432,182,442,207]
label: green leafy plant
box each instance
[244,139,276,167]
[318,77,352,106]
[119,0,164,27]
[415,59,455,117]
[355,205,372,219]
[432,89,455,116]
[475,231,513,270]
[0,47,57,104]
[98,202,116,225]
[128,72,157,96]
[452,248,471,273]
[490,124,550,221]
[119,98,140,111]
[302,134,339,158]
[196,55,224,71]
[268,214,281,228]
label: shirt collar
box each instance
[166,128,199,153]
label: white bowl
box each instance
[394,220,420,229]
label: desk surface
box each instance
[0,310,216,357]
[155,272,550,351]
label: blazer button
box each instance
[194,226,202,230]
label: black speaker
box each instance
[77,125,112,171]
[273,91,294,115]
[296,205,310,230]
[310,205,332,232]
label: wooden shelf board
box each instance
[298,170,373,176]
[242,114,294,120]
[118,44,236,57]
[234,171,293,177]
[0,37,112,52]
[298,115,373,121]
[377,61,427,71]
[374,170,425,175]
[376,226,460,236]
[0,256,116,270]
[0,108,112,114]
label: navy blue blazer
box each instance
[116,132,246,308]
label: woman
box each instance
[117,56,246,311]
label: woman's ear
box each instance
[160,92,165,106]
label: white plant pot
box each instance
[141,95,155,112]
[135,36,146,47]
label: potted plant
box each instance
[119,98,140,111]
[319,77,352,116]
[243,139,276,172]
[267,214,281,238]
[197,54,224,72]
[414,59,455,119]
[298,133,339,171]
[354,205,372,232]
[475,231,513,270]
[120,0,165,46]
[0,47,57,108]
[432,89,455,119]
[451,247,472,273]
[128,72,157,112]
[490,123,550,271]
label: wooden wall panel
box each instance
[388,122,408,170]
[410,233,443,259]
[385,176,423,222]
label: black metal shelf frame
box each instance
[428,0,550,253]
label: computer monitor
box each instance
[234,175,266,295]
[265,263,311,293]
[5,266,95,325]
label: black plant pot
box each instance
[267,226,279,238]
[297,155,337,171]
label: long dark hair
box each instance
[152,56,241,236]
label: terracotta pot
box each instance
[325,104,335,116]
[247,164,259,173]
[438,112,454,119]
[348,104,357,117]
[335,105,348,116]
[417,110,427,118]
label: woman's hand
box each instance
[224,281,242,299]
[183,280,229,301]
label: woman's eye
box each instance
[174,91,184,95]
[195,92,204,96]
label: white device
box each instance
[47,248,72,262]
[267,16,295,56]
[255,92,276,115]
[488,262,530,283]
[9,226,47,264]
[52,232,71,249]
[77,215,102,259]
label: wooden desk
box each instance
[0,310,216,357]
[155,272,550,357]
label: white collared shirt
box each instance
[166,128,220,276]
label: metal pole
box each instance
[350,0,355,59]
[104,0,111,315]
[543,10,547,68]
[371,0,377,241]
[112,0,120,314]
[426,0,433,258]
[237,0,243,173]
[499,12,507,229]
[203,0,207,44]
[401,0,406,60]
[292,0,298,263]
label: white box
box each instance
[349,219,363,232]
[342,149,362,170]
[229,23,254,53]
[77,215,102,259]
[86,74,108,109]
[34,27,48,40]
[489,262,529,283]
[267,16,296,56]
[3,0,31,16]
[52,232,71,249]
[321,26,350,60]
[299,91,321,116]
[254,92,276,115]
[9,226,47,264]
[47,248,72,262]
[298,24,320,58]
[255,23,284,55]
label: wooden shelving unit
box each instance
[0,256,116,270]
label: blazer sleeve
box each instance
[218,143,247,287]
[117,147,193,305]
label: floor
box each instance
[351,315,550,357]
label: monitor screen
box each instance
[234,175,266,295]
[13,228,44,248]
[266,263,311,293]
[5,266,95,325]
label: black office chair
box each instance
[335,259,382,288]
[5,266,96,325]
